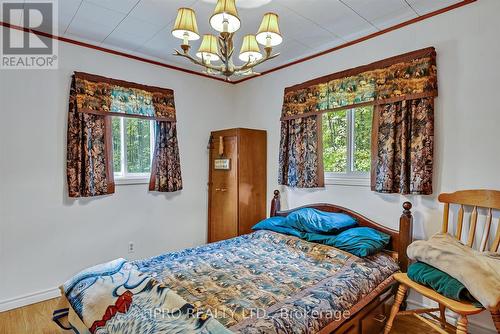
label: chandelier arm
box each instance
[173,49,224,71]
[216,49,225,64]
[234,52,280,72]
[234,71,261,77]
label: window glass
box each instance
[322,109,348,173]
[112,117,154,179]
[112,117,122,174]
[126,118,152,174]
[353,107,373,172]
[322,106,373,176]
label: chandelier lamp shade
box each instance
[256,13,282,47]
[239,34,263,62]
[210,0,241,33]
[171,8,200,47]
[171,0,283,80]
[196,34,220,62]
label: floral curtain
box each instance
[67,77,114,197]
[278,115,324,188]
[372,98,434,195]
[149,121,183,192]
[279,47,437,191]
[67,72,182,197]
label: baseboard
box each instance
[406,299,496,334]
[0,287,61,313]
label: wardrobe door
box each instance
[237,129,267,235]
[208,135,238,242]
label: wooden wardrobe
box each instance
[207,128,267,243]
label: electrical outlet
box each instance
[128,242,135,253]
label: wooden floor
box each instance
[0,298,454,334]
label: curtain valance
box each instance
[73,72,176,122]
[281,47,437,120]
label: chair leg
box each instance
[456,315,468,334]
[384,284,408,334]
[439,304,447,329]
[489,308,500,333]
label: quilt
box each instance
[133,230,399,333]
[62,258,231,334]
[61,231,399,333]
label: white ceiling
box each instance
[2,0,464,74]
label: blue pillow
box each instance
[285,208,358,234]
[331,227,390,257]
[252,216,304,238]
[301,232,337,246]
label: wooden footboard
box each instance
[328,283,395,334]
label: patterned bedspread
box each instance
[62,258,232,334]
[132,230,400,333]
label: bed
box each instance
[54,190,413,334]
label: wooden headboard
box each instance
[269,190,414,272]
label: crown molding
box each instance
[0,0,476,85]
[0,21,231,84]
[232,0,477,84]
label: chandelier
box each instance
[171,0,282,80]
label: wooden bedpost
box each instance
[398,201,413,273]
[270,190,281,217]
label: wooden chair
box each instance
[384,190,500,334]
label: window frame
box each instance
[113,117,156,185]
[323,108,371,187]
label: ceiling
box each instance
[2,0,465,74]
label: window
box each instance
[322,106,373,186]
[112,117,155,184]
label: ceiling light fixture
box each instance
[171,0,282,80]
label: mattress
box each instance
[130,230,400,333]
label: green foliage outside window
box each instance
[322,106,372,174]
[112,117,121,173]
[126,118,152,174]
[353,107,373,172]
[112,117,153,176]
[323,110,347,173]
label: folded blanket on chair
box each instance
[407,262,480,306]
[407,233,500,309]
[62,258,232,334]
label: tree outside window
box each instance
[322,106,373,183]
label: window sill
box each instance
[114,177,150,186]
[324,175,370,187]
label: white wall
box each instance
[235,0,500,239]
[0,37,238,305]
[232,0,499,332]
